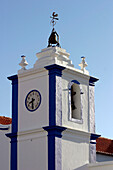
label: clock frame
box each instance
[25,89,41,112]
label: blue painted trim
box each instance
[43,126,66,138]
[25,89,41,112]
[89,76,99,86]
[68,80,80,90]
[45,64,66,169]
[43,126,66,170]
[45,64,65,126]
[71,80,80,85]
[90,133,101,144]
[45,64,65,77]
[8,75,18,134]
[6,132,17,138]
[0,127,9,130]
[90,133,101,140]
[90,141,97,144]
[6,133,17,170]
[7,75,18,170]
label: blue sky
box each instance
[1,0,113,139]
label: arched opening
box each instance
[71,83,81,120]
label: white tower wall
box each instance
[18,68,49,132]
[7,46,99,170]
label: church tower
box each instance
[7,12,99,170]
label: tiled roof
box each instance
[0,116,12,125]
[96,137,113,155]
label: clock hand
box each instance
[29,98,35,109]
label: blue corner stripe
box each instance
[90,133,101,144]
[45,65,66,169]
[43,126,66,170]
[7,75,18,170]
[90,133,101,140]
[44,64,66,170]
[45,64,65,77]
[43,126,66,138]
[45,64,65,126]
[89,76,99,86]
[8,75,18,133]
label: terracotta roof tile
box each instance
[0,116,12,125]
[96,137,113,155]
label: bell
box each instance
[48,28,60,47]
[49,31,57,44]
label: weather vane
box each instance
[47,12,61,48]
[50,12,59,28]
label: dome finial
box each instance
[47,12,61,48]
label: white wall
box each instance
[18,68,49,132]
[96,153,113,162]
[72,162,113,170]
[0,126,11,170]
[62,129,90,170]
[18,128,48,170]
[88,161,113,170]
[62,69,90,132]
[18,68,49,170]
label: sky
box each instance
[1,0,113,139]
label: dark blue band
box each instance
[89,76,99,86]
[7,75,18,170]
[44,64,66,170]
[43,126,66,138]
[71,80,80,85]
[45,64,65,126]
[90,133,101,144]
[43,126,66,170]
[0,127,9,130]
[90,133,101,140]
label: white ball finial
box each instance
[79,56,88,73]
[19,55,28,70]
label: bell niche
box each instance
[68,80,83,123]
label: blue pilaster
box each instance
[6,75,18,170]
[43,126,66,170]
[45,64,65,126]
[45,64,66,170]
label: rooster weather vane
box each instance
[48,12,61,48]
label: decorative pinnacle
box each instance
[19,55,28,70]
[79,56,88,72]
[50,12,59,28]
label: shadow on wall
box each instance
[73,164,88,170]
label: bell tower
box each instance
[7,12,99,170]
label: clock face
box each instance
[25,90,41,112]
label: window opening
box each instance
[69,80,83,123]
[71,83,81,120]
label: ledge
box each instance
[0,124,10,130]
[88,161,113,167]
